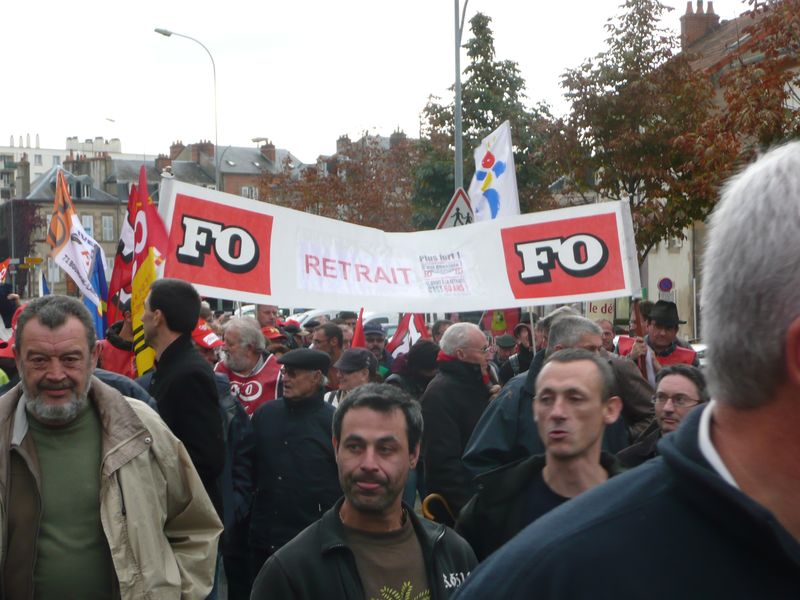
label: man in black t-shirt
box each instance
[456,348,625,561]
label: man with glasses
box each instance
[242,348,342,587]
[421,323,497,520]
[617,364,708,468]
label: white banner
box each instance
[158,179,640,312]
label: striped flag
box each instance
[386,313,430,358]
[131,165,169,375]
[46,170,108,306]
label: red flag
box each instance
[351,307,366,348]
[106,185,137,324]
[387,313,430,358]
[0,258,9,283]
[133,165,168,268]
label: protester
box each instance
[97,299,136,379]
[457,348,624,560]
[421,323,497,520]
[492,333,517,369]
[216,316,281,416]
[251,383,477,599]
[141,278,225,518]
[453,141,800,598]
[242,348,342,584]
[1,295,221,598]
[596,318,616,353]
[325,347,378,407]
[311,322,344,389]
[430,319,453,345]
[498,322,534,384]
[364,321,393,378]
[618,363,709,468]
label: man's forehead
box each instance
[341,406,406,435]
[19,316,90,352]
[537,360,600,391]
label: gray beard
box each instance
[24,381,92,426]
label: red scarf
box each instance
[436,350,490,385]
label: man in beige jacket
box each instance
[0,295,222,599]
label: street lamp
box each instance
[454,0,469,191]
[154,28,220,190]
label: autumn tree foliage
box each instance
[548,0,733,263]
[415,12,555,225]
[260,134,418,232]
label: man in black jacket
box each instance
[251,383,477,599]
[421,323,498,519]
[244,348,341,582]
[453,141,800,599]
[457,348,624,560]
[142,278,225,517]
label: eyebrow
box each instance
[342,433,400,444]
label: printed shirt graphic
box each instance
[215,354,280,416]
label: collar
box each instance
[153,334,194,369]
[698,399,739,489]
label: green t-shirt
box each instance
[343,515,430,600]
[27,402,116,600]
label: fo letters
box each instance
[177,215,260,274]
[515,234,608,284]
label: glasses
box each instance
[652,393,700,408]
[280,367,316,378]
[461,345,490,354]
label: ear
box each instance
[90,339,101,369]
[603,396,623,425]
[784,316,800,387]
[332,435,340,453]
[409,441,421,468]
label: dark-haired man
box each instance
[1,295,221,598]
[142,278,225,517]
[251,383,476,599]
[312,322,344,389]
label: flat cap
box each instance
[334,348,377,374]
[277,348,331,372]
[495,333,517,349]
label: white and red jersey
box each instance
[215,354,281,416]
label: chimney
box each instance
[194,140,214,162]
[155,154,173,172]
[17,154,30,197]
[680,0,720,50]
[336,135,351,155]
[169,140,185,160]
[260,139,276,163]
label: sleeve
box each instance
[454,494,484,561]
[250,555,298,599]
[610,358,655,440]
[229,404,255,524]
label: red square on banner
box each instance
[165,194,272,295]
[501,213,625,300]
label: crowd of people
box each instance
[0,142,798,598]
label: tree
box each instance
[414,13,555,222]
[550,0,732,263]
[260,134,418,232]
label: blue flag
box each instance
[38,268,51,296]
[83,249,108,339]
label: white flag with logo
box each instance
[467,120,520,222]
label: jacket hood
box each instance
[104,320,134,352]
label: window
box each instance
[106,257,115,279]
[81,215,94,237]
[34,154,43,166]
[102,215,114,241]
[241,185,259,200]
[52,155,61,166]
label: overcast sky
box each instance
[5,0,742,164]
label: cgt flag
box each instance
[107,184,137,325]
[131,165,169,376]
[467,120,520,222]
[386,313,430,358]
[0,258,9,283]
[46,169,108,306]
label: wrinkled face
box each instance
[654,374,702,434]
[339,368,370,392]
[365,334,385,360]
[223,328,257,373]
[534,360,617,461]
[336,406,417,515]
[455,329,490,369]
[312,330,335,355]
[495,345,516,362]
[16,316,98,426]
[598,321,615,352]
[281,366,321,399]
[256,305,279,328]
[648,321,678,352]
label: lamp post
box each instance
[154,28,220,190]
[454,0,469,191]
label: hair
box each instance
[539,305,580,335]
[225,316,266,352]
[407,339,440,373]
[319,322,344,347]
[199,301,213,321]
[439,322,481,355]
[546,316,602,355]
[15,295,97,354]
[701,142,800,408]
[332,383,424,451]
[431,319,453,339]
[542,348,615,401]
[149,278,200,335]
[656,364,710,404]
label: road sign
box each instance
[24,256,44,265]
[436,188,474,229]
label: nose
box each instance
[549,396,568,420]
[662,397,676,413]
[44,357,68,381]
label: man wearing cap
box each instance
[364,321,393,378]
[618,300,698,387]
[216,317,282,417]
[242,347,342,583]
[325,348,378,407]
